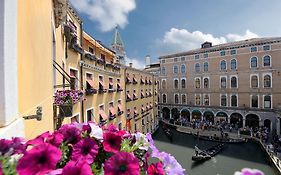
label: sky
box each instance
[70,0,281,69]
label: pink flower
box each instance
[234,168,264,175]
[103,132,122,153]
[0,137,25,156]
[62,160,93,175]
[58,124,81,145]
[104,152,140,175]
[147,162,165,175]
[107,124,118,132]
[46,131,64,147]
[0,163,3,175]
[16,143,61,175]
[71,138,99,164]
[26,131,50,146]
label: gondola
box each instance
[163,128,173,141]
[193,133,247,143]
[192,143,224,161]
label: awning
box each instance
[150,104,153,108]
[117,83,121,87]
[99,81,104,87]
[86,80,95,89]
[127,94,131,99]
[141,92,144,97]
[127,110,131,116]
[133,78,137,82]
[133,93,137,98]
[142,107,145,112]
[109,82,113,86]
[99,110,108,120]
[118,104,122,111]
[126,77,131,82]
[109,107,116,116]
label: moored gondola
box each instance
[192,143,224,161]
[193,133,247,143]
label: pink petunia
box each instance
[16,143,61,175]
[104,152,140,175]
[147,162,165,175]
[103,132,122,153]
[62,160,93,175]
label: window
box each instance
[263,55,271,67]
[87,109,94,122]
[250,57,258,68]
[181,57,185,61]
[195,95,201,105]
[264,75,271,88]
[71,115,79,123]
[195,55,199,59]
[231,76,237,88]
[162,94,167,103]
[204,95,209,106]
[85,73,95,91]
[250,47,257,52]
[162,79,166,89]
[161,60,165,63]
[231,59,237,70]
[203,62,208,72]
[220,77,227,88]
[251,75,258,88]
[220,51,226,56]
[221,95,227,106]
[203,53,208,58]
[173,65,178,74]
[161,67,166,75]
[230,50,236,55]
[174,79,179,89]
[101,54,105,61]
[181,79,186,89]
[203,78,209,88]
[263,45,270,51]
[231,95,237,107]
[251,95,258,108]
[181,94,186,104]
[181,64,186,74]
[195,78,200,88]
[264,95,271,108]
[174,57,178,62]
[195,63,200,73]
[220,60,226,70]
[88,47,94,54]
[109,77,113,90]
[70,68,78,89]
[174,94,179,104]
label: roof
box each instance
[159,37,281,59]
[112,26,124,46]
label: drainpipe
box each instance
[80,22,84,122]
[124,67,127,130]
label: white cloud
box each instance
[125,57,145,70]
[158,28,259,54]
[70,0,136,32]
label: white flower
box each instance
[89,122,103,141]
[133,132,149,151]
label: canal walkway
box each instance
[161,120,281,173]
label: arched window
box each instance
[251,75,258,88]
[251,95,258,107]
[204,95,209,106]
[264,75,271,88]
[181,64,186,74]
[175,94,179,104]
[264,95,271,108]
[231,77,237,88]
[250,57,258,68]
[162,80,166,89]
[173,65,178,74]
[181,79,186,89]
[231,59,237,70]
[221,95,227,106]
[195,95,201,105]
[204,78,209,88]
[195,78,200,88]
[195,63,200,73]
[263,55,271,67]
[220,60,226,70]
[181,94,186,104]
[162,94,167,103]
[231,95,237,107]
[174,79,179,89]
[204,62,208,72]
[161,67,166,75]
[220,77,226,88]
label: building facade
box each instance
[159,38,281,134]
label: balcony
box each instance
[96,59,105,65]
[84,52,96,61]
[70,43,84,55]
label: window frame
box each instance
[250,74,259,88]
[263,73,272,88]
[263,95,272,109]
[250,56,258,68]
[230,58,237,70]
[263,55,271,67]
[220,76,227,89]
[251,95,259,108]
[230,75,238,88]
[220,94,227,107]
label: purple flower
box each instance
[0,138,12,156]
[47,131,64,147]
[62,160,93,175]
[234,168,264,175]
[103,132,122,153]
[58,124,81,145]
[11,137,26,154]
[26,131,50,146]
[161,152,185,175]
[16,143,61,175]
[71,138,99,164]
[104,152,140,175]
[0,137,25,156]
[107,124,119,132]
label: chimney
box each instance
[145,55,151,68]
[129,63,133,67]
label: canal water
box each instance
[152,127,278,175]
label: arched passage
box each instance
[245,114,260,129]
[264,119,271,132]
[171,108,180,122]
[192,109,202,121]
[162,107,170,120]
[230,113,243,128]
[180,109,190,122]
[203,111,214,123]
[215,112,228,123]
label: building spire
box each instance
[111,26,126,65]
[112,26,124,47]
